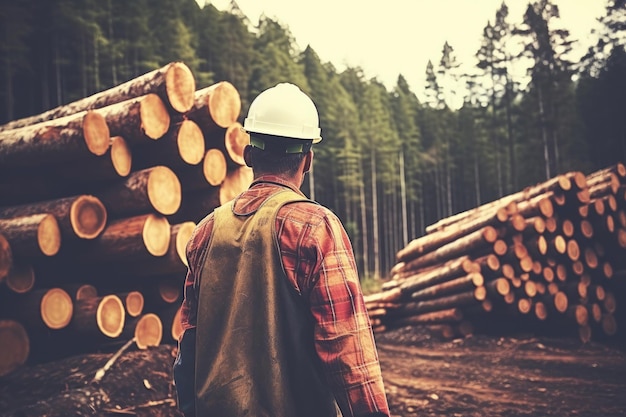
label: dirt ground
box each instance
[0,326,625,417]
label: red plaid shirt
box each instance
[179,175,389,417]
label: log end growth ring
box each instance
[41,288,73,330]
[83,111,111,156]
[178,120,205,165]
[225,122,248,166]
[165,62,196,113]
[97,294,125,338]
[147,166,182,215]
[125,291,144,318]
[142,214,171,257]
[208,81,241,128]
[110,136,132,177]
[0,320,30,377]
[5,264,35,294]
[219,166,253,205]
[140,94,170,140]
[135,313,163,349]
[203,148,227,186]
[70,195,108,239]
[38,214,62,256]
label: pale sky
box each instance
[203,1,606,94]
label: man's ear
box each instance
[303,150,313,173]
[243,145,253,168]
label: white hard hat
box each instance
[243,83,322,143]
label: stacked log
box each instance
[0,62,250,375]
[369,164,626,343]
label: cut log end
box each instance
[566,239,580,262]
[140,94,170,140]
[170,307,183,342]
[124,291,145,318]
[178,120,205,165]
[75,284,98,300]
[70,195,108,239]
[165,62,196,113]
[82,111,111,156]
[176,222,196,267]
[203,148,227,186]
[5,264,35,294]
[158,280,181,304]
[41,288,73,330]
[110,136,132,177]
[554,291,568,314]
[142,214,171,257]
[0,320,30,377]
[225,122,248,166]
[135,313,163,349]
[147,166,182,215]
[208,81,242,128]
[97,295,125,338]
[219,166,253,204]
[38,214,62,256]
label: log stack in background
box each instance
[367,164,626,344]
[0,62,252,377]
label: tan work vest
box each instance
[195,189,340,417]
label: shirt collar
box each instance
[251,175,306,197]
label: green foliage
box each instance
[0,0,622,278]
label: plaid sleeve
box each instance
[178,214,214,337]
[304,210,390,417]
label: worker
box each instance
[173,82,390,417]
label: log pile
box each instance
[368,164,626,343]
[0,62,251,377]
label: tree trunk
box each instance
[0,111,110,172]
[97,93,170,145]
[3,288,73,331]
[71,294,125,339]
[0,195,107,240]
[67,213,171,265]
[0,213,61,258]
[186,81,241,134]
[0,319,30,377]
[95,165,181,218]
[0,61,195,132]
[397,207,509,262]
[0,136,132,206]
[133,119,205,171]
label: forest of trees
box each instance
[0,0,625,279]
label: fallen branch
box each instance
[92,337,137,384]
[103,398,177,414]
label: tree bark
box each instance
[397,207,509,262]
[0,111,110,172]
[67,213,171,265]
[0,319,30,377]
[186,81,241,134]
[133,119,205,171]
[0,213,61,258]
[96,93,170,146]
[71,294,125,339]
[398,226,498,272]
[0,61,195,132]
[0,195,107,240]
[95,165,181,218]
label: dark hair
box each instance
[248,133,311,176]
[248,146,307,176]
